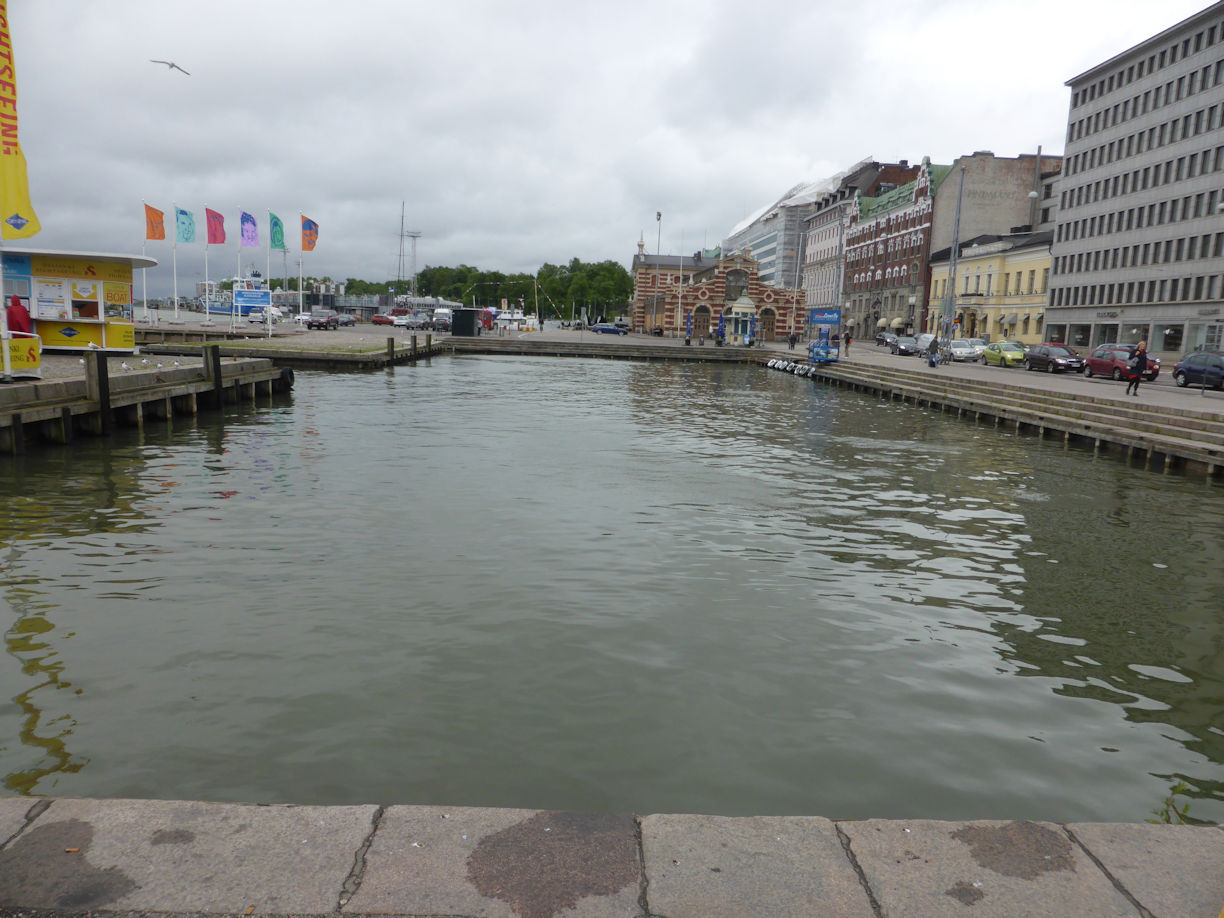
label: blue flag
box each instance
[175,207,196,243]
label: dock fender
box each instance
[279,366,296,390]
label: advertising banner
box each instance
[35,279,68,319]
[4,334,41,378]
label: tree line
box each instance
[339,258,634,319]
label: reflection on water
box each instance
[1,356,1223,822]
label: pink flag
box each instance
[205,208,226,245]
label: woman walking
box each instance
[1126,341,1148,396]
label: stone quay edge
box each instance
[2,796,1223,917]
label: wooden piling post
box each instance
[206,345,224,409]
[387,337,395,361]
[85,351,114,435]
[9,413,25,455]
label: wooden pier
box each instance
[448,335,759,362]
[0,347,291,456]
[137,331,445,370]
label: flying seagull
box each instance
[150,59,190,75]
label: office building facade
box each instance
[1047,1,1224,356]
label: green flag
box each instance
[269,212,286,250]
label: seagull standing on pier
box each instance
[150,59,190,75]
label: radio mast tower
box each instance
[396,204,423,300]
[406,230,422,298]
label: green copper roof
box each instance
[928,163,954,193]
[858,162,953,219]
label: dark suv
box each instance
[306,311,339,330]
[1024,344,1084,373]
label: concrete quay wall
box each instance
[1,796,1222,917]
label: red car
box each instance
[1083,344,1160,381]
[371,314,394,326]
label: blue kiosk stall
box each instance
[807,307,841,364]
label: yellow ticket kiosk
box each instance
[2,248,157,355]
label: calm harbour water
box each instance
[2,355,1223,823]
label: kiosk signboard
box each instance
[233,287,272,315]
[807,308,841,363]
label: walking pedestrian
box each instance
[1125,341,1148,396]
[843,330,852,355]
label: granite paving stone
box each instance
[346,805,642,917]
[1068,822,1224,918]
[0,796,378,914]
[0,797,38,848]
[841,818,1142,917]
[640,814,876,918]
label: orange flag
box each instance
[145,204,165,240]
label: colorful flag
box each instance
[0,2,41,240]
[145,204,165,240]
[301,215,318,252]
[269,212,286,250]
[175,207,196,243]
[205,208,226,244]
[240,211,259,247]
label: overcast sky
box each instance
[8,0,1215,296]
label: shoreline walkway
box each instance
[2,796,1222,917]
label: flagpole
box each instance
[266,210,271,295]
[141,200,150,324]
[1,235,11,383]
[298,213,304,316]
[233,216,241,331]
[202,205,213,326]
[141,237,149,324]
[172,202,180,322]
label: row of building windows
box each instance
[849,264,920,287]
[1057,187,1222,243]
[1056,232,1224,276]
[1071,16,1224,109]
[845,201,930,248]
[1069,55,1224,146]
[1065,99,1224,184]
[846,232,924,263]
[1051,273,1222,307]
[930,269,1050,301]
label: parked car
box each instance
[306,311,340,330]
[982,340,1026,368]
[913,333,936,354]
[947,339,979,362]
[1172,351,1224,389]
[876,331,898,348]
[891,336,921,356]
[1084,344,1160,381]
[432,318,450,331]
[964,338,987,359]
[335,313,356,327]
[371,313,394,325]
[591,322,628,335]
[292,312,311,325]
[1024,344,1085,373]
[247,308,268,324]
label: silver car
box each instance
[948,339,979,362]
